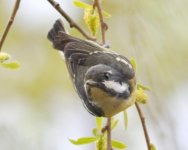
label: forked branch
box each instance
[93,0,108,45]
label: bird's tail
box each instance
[47,19,73,51]
[47,19,65,41]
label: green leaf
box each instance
[0,52,11,62]
[73,0,91,9]
[102,11,111,18]
[111,119,119,130]
[150,143,157,150]
[73,0,111,19]
[84,8,100,36]
[112,140,127,149]
[96,117,103,130]
[130,58,137,71]
[69,137,97,145]
[0,61,20,70]
[92,128,98,136]
[123,110,128,130]
[96,135,106,150]
[137,83,151,91]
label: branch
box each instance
[95,1,111,149]
[135,102,151,150]
[94,0,108,45]
[0,0,21,51]
[106,117,112,150]
[101,117,112,150]
[93,1,111,149]
[47,0,96,41]
[48,1,111,149]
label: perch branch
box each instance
[95,1,111,149]
[47,0,96,41]
[0,0,21,51]
[106,117,112,150]
[101,117,112,150]
[135,102,151,150]
[94,0,108,45]
[94,1,111,149]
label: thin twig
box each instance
[101,117,112,150]
[47,0,96,41]
[94,1,111,149]
[106,117,112,150]
[135,102,151,150]
[0,0,21,51]
[94,0,107,45]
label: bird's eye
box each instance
[104,72,110,80]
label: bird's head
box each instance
[84,64,136,99]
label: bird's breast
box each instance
[88,87,135,117]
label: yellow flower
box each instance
[135,88,148,104]
[0,52,11,62]
[84,8,100,36]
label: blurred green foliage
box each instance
[73,0,111,36]
[70,117,127,149]
[0,52,20,69]
[0,0,188,150]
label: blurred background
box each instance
[0,0,188,150]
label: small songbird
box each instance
[47,19,136,117]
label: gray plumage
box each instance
[47,19,135,117]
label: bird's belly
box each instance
[89,87,135,117]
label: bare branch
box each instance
[47,0,96,41]
[101,117,113,150]
[106,117,112,150]
[0,0,21,51]
[135,102,151,150]
[94,0,108,45]
[93,1,112,149]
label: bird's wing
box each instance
[64,41,134,81]
[63,41,116,79]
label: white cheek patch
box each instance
[103,80,129,93]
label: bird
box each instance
[47,19,136,117]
